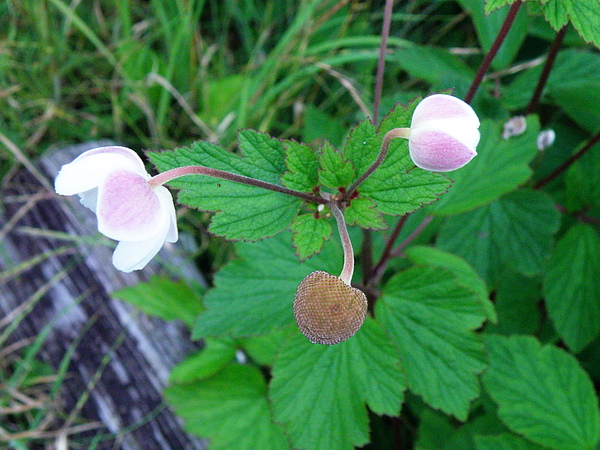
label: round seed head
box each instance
[293,271,368,345]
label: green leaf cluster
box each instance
[150,105,449,260]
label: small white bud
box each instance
[536,129,556,151]
[502,116,527,139]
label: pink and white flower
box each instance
[408,94,480,172]
[55,146,178,272]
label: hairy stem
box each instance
[464,0,523,104]
[149,165,326,204]
[329,200,355,285]
[535,130,600,189]
[526,25,567,115]
[343,127,410,202]
[373,0,395,125]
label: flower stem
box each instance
[343,127,410,202]
[373,0,395,125]
[149,165,326,204]
[535,129,600,189]
[329,200,354,285]
[525,25,567,115]
[464,0,523,104]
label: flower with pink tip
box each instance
[408,94,480,172]
[55,146,178,272]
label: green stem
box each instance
[329,200,354,285]
[149,166,326,204]
[464,0,523,104]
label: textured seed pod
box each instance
[293,271,368,345]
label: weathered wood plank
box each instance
[0,142,207,449]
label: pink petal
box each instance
[55,146,147,196]
[97,170,165,241]
[409,128,477,172]
[110,186,178,272]
[411,94,479,129]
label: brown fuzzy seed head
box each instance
[293,271,368,345]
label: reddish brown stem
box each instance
[525,25,568,115]
[535,130,600,189]
[371,214,408,283]
[149,165,326,204]
[373,0,395,125]
[464,1,523,104]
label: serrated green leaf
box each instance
[318,141,355,189]
[290,213,333,260]
[112,275,202,328]
[376,265,487,420]
[406,246,496,323]
[474,433,547,450]
[432,118,540,216]
[193,230,342,339]
[269,317,405,450]
[483,334,600,450]
[165,364,290,450]
[543,223,600,352]
[378,97,418,135]
[341,103,451,217]
[148,130,301,241]
[541,0,569,29]
[542,0,600,49]
[169,338,236,383]
[281,140,319,192]
[344,197,387,230]
[437,189,561,286]
[484,0,519,15]
[344,119,380,177]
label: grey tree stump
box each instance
[0,142,208,450]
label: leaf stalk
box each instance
[149,165,327,204]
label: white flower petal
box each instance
[55,146,147,196]
[415,118,480,150]
[97,170,165,242]
[155,185,179,243]
[111,192,176,272]
[112,233,168,272]
[78,188,99,212]
[411,94,479,129]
